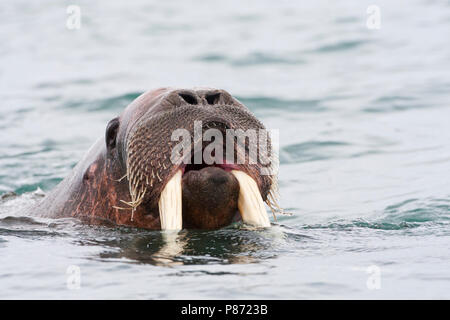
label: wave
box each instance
[63,92,143,112]
[195,51,305,66]
[300,198,450,231]
[237,96,325,113]
[280,140,350,164]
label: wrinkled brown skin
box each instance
[30,88,270,229]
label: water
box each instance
[1,0,449,299]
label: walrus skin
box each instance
[30,88,276,230]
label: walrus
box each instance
[30,88,279,230]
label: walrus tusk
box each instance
[158,170,183,230]
[231,170,271,227]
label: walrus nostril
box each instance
[179,93,198,105]
[205,93,221,105]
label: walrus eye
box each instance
[105,117,120,150]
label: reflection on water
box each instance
[0,192,286,266]
[88,224,285,266]
[0,192,290,267]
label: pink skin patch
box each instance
[180,160,240,176]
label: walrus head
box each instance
[89,88,278,230]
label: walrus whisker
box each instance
[115,141,153,222]
[131,172,138,190]
[112,205,132,211]
[116,186,147,221]
[266,195,279,221]
[115,174,128,182]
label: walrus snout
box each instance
[181,167,240,229]
[132,90,276,230]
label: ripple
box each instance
[302,219,420,231]
[194,53,226,62]
[0,216,47,226]
[363,95,426,113]
[34,78,94,89]
[14,178,62,195]
[280,140,350,164]
[80,225,286,266]
[0,227,64,238]
[381,198,450,224]
[237,96,325,113]
[194,52,305,66]
[301,197,450,231]
[231,52,305,66]
[313,40,368,53]
[63,92,143,112]
[167,270,267,277]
